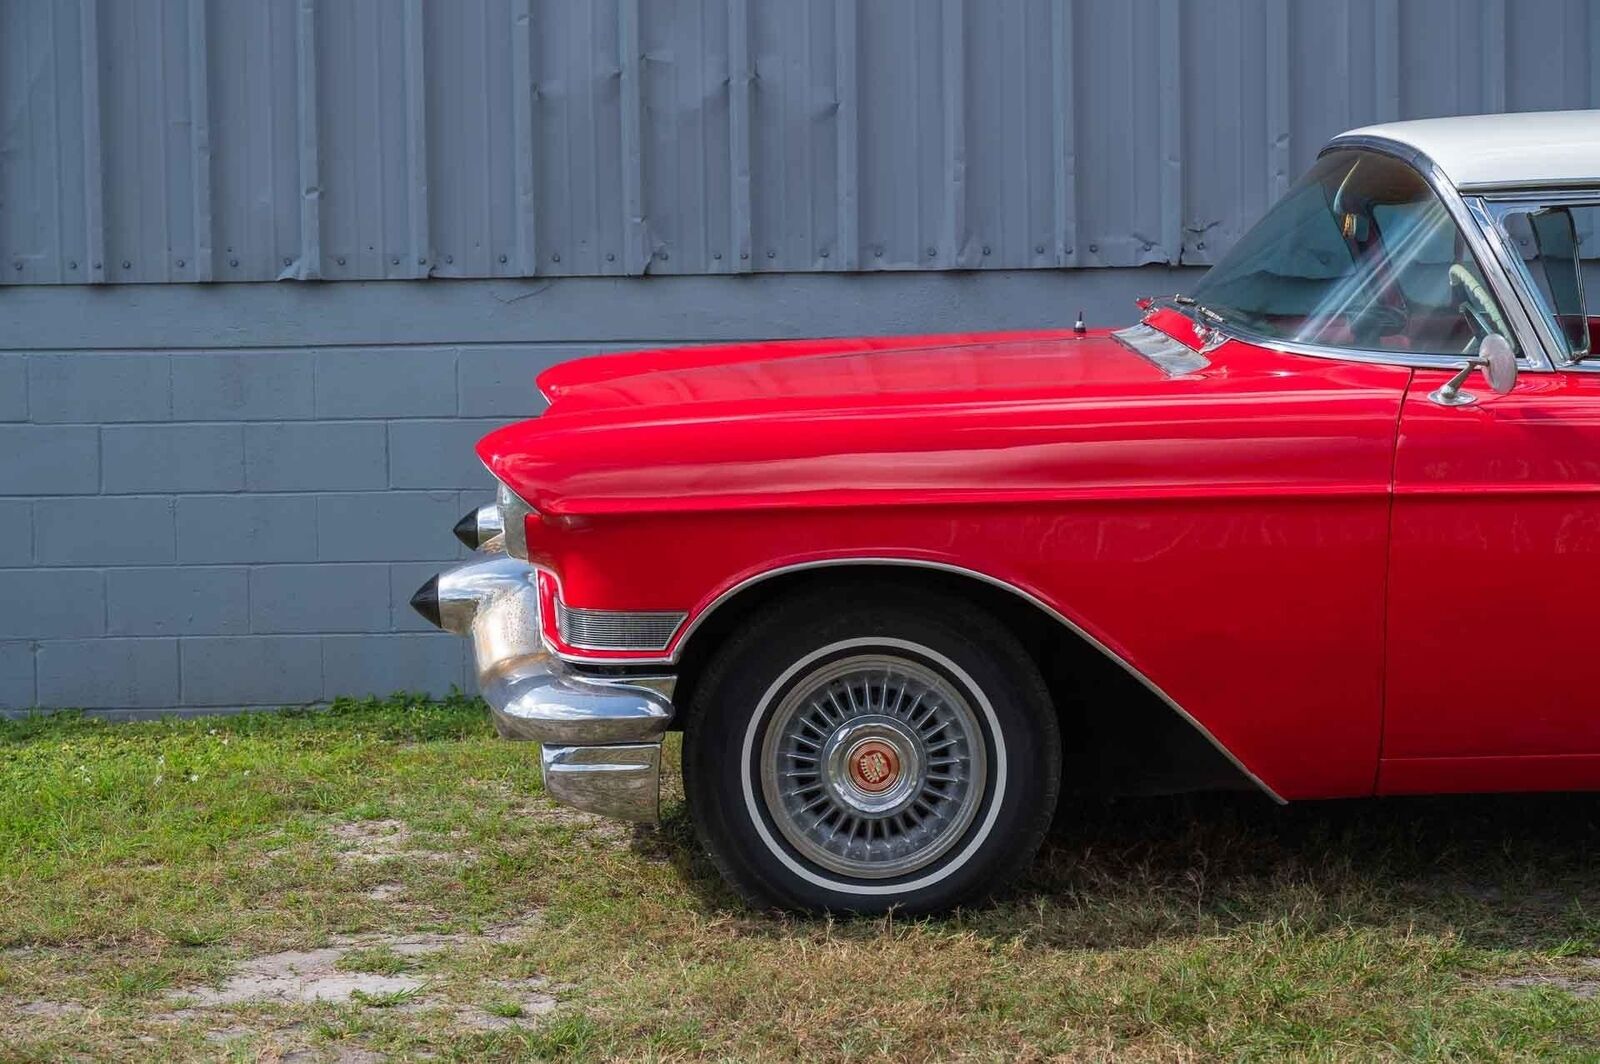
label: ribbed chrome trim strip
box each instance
[1112,323,1211,374]
[555,600,687,652]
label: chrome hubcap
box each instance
[759,653,987,879]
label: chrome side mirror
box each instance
[1429,333,1517,407]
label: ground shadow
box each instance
[642,789,1600,951]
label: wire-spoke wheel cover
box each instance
[758,652,988,879]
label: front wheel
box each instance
[684,587,1061,913]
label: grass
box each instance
[4,695,1600,1060]
[337,946,412,976]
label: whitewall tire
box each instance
[684,587,1061,913]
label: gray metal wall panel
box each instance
[3,0,1598,285]
[208,0,301,281]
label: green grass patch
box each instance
[337,946,412,976]
[5,694,1600,1060]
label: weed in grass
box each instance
[522,1012,599,1058]
[483,998,525,1018]
[336,946,411,976]
[351,985,425,1009]
[101,964,174,1000]
[163,925,225,949]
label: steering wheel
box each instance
[1449,263,1510,344]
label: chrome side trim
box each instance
[1112,323,1212,374]
[495,478,534,560]
[540,743,661,822]
[554,601,687,652]
[668,557,1286,804]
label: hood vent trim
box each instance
[1112,323,1211,375]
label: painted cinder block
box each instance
[0,355,26,421]
[0,570,105,639]
[456,345,586,417]
[314,347,458,418]
[321,633,467,699]
[316,491,462,562]
[175,495,318,564]
[28,352,171,423]
[34,497,177,566]
[180,636,323,706]
[107,566,250,636]
[387,420,504,490]
[102,424,246,493]
[244,422,388,491]
[0,426,99,495]
[249,563,391,634]
[390,561,452,632]
[0,499,31,565]
[37,638,180,709]
[0,641,35,709]
[170,350,315,420]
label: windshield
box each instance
[1191,149,1516,357]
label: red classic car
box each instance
[413,110,1600,913]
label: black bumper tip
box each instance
[410,575,442,628]
[452,509,480,549]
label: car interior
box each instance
[1193,150,1523,357]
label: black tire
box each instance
[684,585,1061,914]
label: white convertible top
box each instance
[1332,110,1600,192]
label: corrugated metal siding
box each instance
[3,0,1598,285]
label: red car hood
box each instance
[532,329,1157,416]
[480,327,1411,517]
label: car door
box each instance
[1382,359,1600,794]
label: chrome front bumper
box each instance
[411,541,673,823]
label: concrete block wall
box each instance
[1,267,1188,714]
[0,345,536,712]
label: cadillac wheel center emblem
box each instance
[847,739,901,794]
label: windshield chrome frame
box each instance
[1472,189,1600,372]
[1180,135,1555,374]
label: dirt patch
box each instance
[388,977,559,1031]
[327,818,470,864]
[1495,974,1600,997]
[363,881,404,901]
[1494,959,1600,998]
[175,946,423,1007]
[12,1000,88,1019]
[166,916,544,1012]
[283,1049,385,1064]
[517,797,638,848]
[475,978,560,1026]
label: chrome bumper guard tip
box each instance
[419,547,673,824]
[540,743,661,823]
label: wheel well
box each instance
[670,563,1259,798]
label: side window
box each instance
[1193,150,1517,357]
[1497,205,1598,361]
